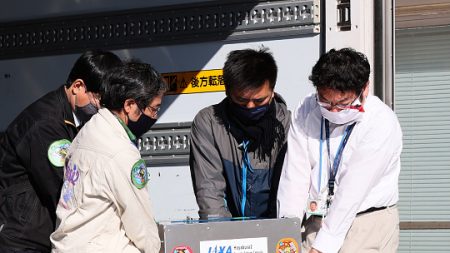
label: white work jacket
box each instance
[51,108,160,253]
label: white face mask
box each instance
[316,89,367,124]
[320,106,364,125]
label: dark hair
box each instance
[309,48,370,95]
[66,49,122,93]
[223,47,277,95]
[100,60,167,111]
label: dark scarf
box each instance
[218,97,285,160]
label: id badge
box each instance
[307,184,330,217]
[306,197,327,217]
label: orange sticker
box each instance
[276,238,299,253]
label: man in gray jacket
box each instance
[190,48,290,220]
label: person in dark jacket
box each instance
[190,47,291,220]
[0,49,122,253]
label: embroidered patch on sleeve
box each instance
[47,139,71,167]
[131,159,148,189]
[59,162,80,210]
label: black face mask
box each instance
[128,113,157,138]
[229,101,271,123]
[75,103,98,124]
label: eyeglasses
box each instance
[147,105,161,116]
[316,91,362,110]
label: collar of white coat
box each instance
[97,108,135,142]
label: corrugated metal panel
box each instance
[395,25,450,224]
[399,230,450,253]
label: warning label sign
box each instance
[162,69,225,95]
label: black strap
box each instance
[357,206,389,216]
[325,120,356,196]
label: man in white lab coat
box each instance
[51,61,167,253]
[277,48,402,253]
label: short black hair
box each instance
[100,60,167,111]
[66,49,122,93]
[223,47,277,95]
[309,48,370,95]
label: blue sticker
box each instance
[131,159,148,189]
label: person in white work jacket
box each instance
[51,61,167,253]
[277,48,402,253]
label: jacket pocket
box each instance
[0,187,39,238]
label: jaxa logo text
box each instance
[208,245,232,253]
[208,245,255,253]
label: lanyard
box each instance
[319,118,356,197]
[318,119,324,190]
[240,140,254,217]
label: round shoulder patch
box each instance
[131,159,148,189]
[47,139,71,167]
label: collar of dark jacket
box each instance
[56,85,77,130]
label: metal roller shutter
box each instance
[396,25,450,252]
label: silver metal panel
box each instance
[148,165,199,221]
[324,0,375,92]
[0,0,214,22]
[0,53,81,130]
[374,0,394,107]
[158,218,302,253]
[138,123,191,159]
[0,1,317,60]
[0,35,319,130]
